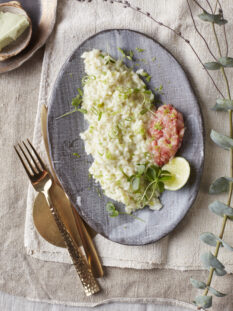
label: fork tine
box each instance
[14,145,32,178]
[23,141,41,173]
[27,139,46,170]
[18,143,37,175]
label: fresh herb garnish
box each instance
[127,50,134,60]
[118,47,134,60]
[56,89,85,119]
[77,108,87,114]
[121,163,172,209]
[136,48,145,53]
[154,84,164,95]
[73,152,80,158]
[152,56,156,62]
[136,69,151,82]
[106,202,145,222]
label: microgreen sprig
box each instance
[106,202,145,222]
[121,163,172,209]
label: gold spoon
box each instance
[33,183,82,248]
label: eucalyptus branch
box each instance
[205,0,213,13]
[102,0,224,97]
[201,3,232,300]
[216,0,229,56]
[186,0,218,61]
[192,0,205,11]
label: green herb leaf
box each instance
[198,11,227,25]
[212,98,233,111]
[204,62,222,70]
[157,181,165,193]
[146,167,157,181]
[140,108,148,115]
[98,111,102,121]
[131,176,140,192]
[77,88,83,96]
[208,287,227,297]
[210,129,233,150]
[77,108,87,114]
[136,164,146,175]
[73,152,80,158]
[190,278,206,289]
[136,48,145,52]
[218,57,233,67]
[160,175,173,181]
[106,202,119,217]
[126,50,134,60]
[118,47,126,58]
[194,295,212,309]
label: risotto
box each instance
[79,49,162,213]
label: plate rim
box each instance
[47,28,205,245]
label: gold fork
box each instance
[14,139,100,296]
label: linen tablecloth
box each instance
[0,0,232,310]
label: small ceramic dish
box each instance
[0,0,57,73]
[0,1,32,61]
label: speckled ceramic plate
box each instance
[47,29,204,245]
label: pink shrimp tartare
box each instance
[148,104,185,167]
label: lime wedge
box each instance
[162,157,190,191]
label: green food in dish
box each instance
[0,11,29,52]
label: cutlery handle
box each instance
[71,206,104,278]
[43,190,100,296]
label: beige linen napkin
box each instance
[25,0,233,273]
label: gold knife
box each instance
[41,104,103,278]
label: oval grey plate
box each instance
[48,29,204,245]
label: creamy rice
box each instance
[80,49,162,213]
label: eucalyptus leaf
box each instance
[208,200,233,218]
[194,295,212,308]
[190,278,206,289]
[201,251,225,271]
[221,240,233,252]
[214,268,227,276]
[212,99,233,111]
[210,129,233,150]
[207,286,227,297]
[198,11,227,25]
[218,57,233,67]
[200,232,219,247]
[204,62,222,70]
[209,178,229,194]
